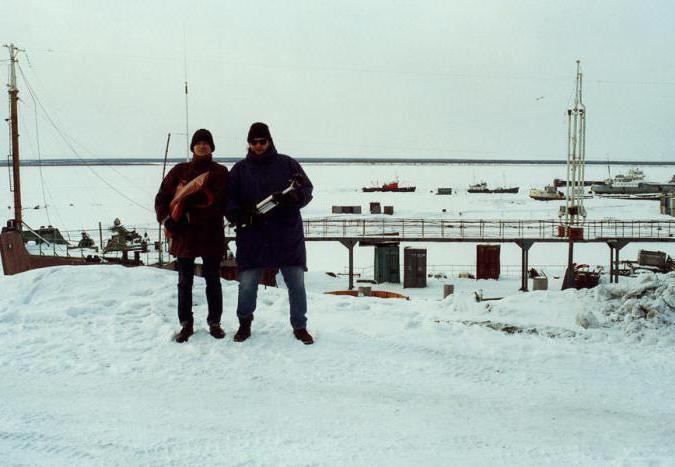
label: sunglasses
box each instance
[251,138,268,146]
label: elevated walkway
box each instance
[226,218,675,290]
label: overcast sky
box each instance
[2,0,674,160]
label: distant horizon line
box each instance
[4,157,675,167]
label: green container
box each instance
[374,244,400,284]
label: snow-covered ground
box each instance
[3,163,675,464]
[1,265,675,465]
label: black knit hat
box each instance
[247,122,273,143]
[190,128,215,152]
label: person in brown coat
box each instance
[155,129,229,343]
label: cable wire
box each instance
[17,64,153,213]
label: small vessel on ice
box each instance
[362,180,416,192]
[467,182,519,194]
[529,185,564,201]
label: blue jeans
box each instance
[237,266,308,329]
[177,256,223,325]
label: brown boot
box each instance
[293,328,314,345]
[174,322,194,343]
[209,323,226,339]
[233,316,253,342]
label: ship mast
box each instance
[5,43,24,229]
[564,60,586,226]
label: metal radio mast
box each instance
[561,60,587,289]
[563,60,586,226]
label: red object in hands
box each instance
[165,172,214,239]
[169,172,212,221]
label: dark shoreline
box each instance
[4,157,675,167]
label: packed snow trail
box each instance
[1,266,674,465]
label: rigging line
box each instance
[14,98,110,225]
[19,47,675,87]
[16,106,74,233]
[61,135,153,196]
[17,65,153,197]
[20,69,52,224]
[54,130,154,196]
[17,84,89,232]
[17,64,153,213]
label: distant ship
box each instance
[591,168,675,195]
[529,185,564,201]
[553,178,603,187]
[362,180,416,192]
[467,182,519,194]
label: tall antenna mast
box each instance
[183,28,190,161]
[4,43,24,229]
[563,60,586,226]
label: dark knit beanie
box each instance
[190,128,215,152]
[247,122,273,143]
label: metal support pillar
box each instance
[608,245,614,283]
[562,239,575,290]
[339,239,358,290]
[606,240,629,284]
[515,240,534,292]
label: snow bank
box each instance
[594,272,675,340]
[436,273,675,347]
[2,266,675,465]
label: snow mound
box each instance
[437,274,675,345]
[594,272,675,340]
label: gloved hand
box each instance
[164,216,188,235]
[233,204,260,228]
[291,172,308,187]
[272,190,300,208]
[183,191,209,211]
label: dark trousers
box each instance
[176,256,223,325]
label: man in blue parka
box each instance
[225,122,314,344]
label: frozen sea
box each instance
[2,161,675,465]
[4,161,675,291]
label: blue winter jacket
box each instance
[225,148,313,271]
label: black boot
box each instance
[209,323,226,339]
[174,322,194,343]
[233,316,253,342]
[293,328,314,345]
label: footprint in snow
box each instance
[65,306,92,317]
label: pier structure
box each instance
[226,218,675,291]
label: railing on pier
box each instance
[242,218,675,242]
[22,218,675,264]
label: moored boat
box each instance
[529,185,564,201]
[467,182,519,194]
[362,180,416,192]
[589,168,675,195]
